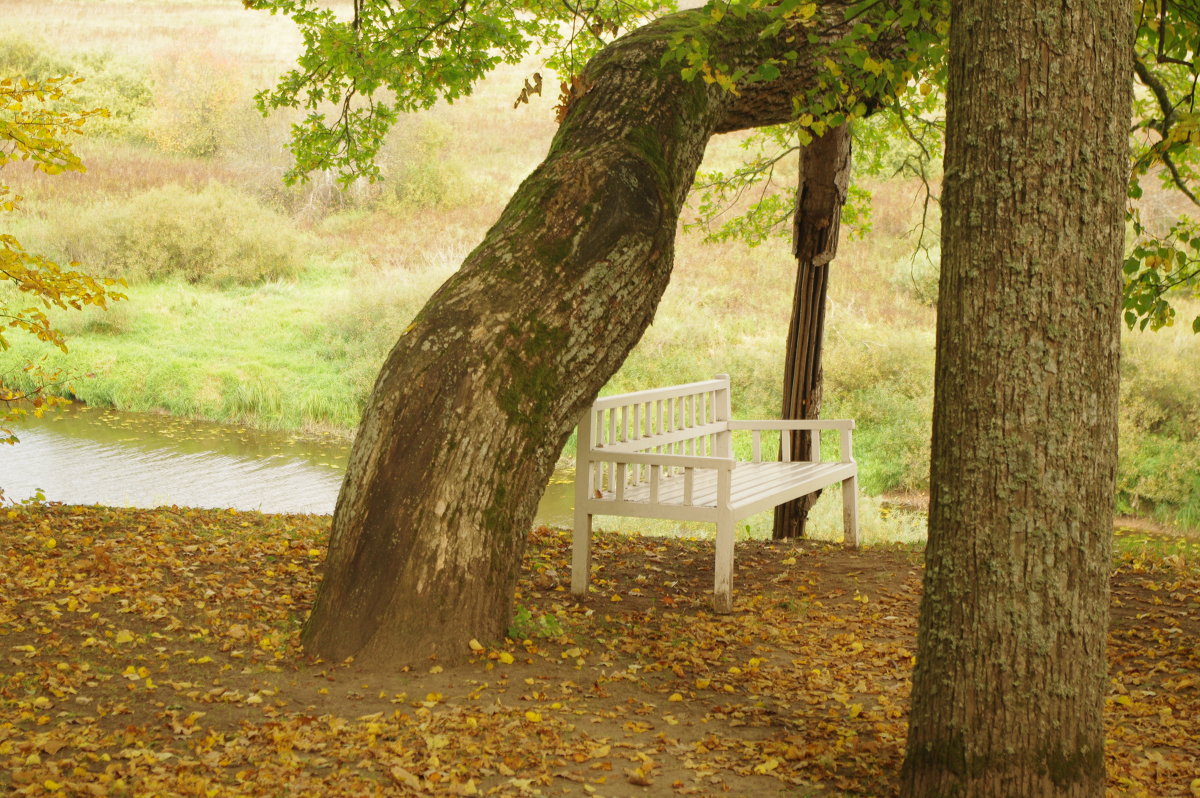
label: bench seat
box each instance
[595,460,856,520]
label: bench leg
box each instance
[842,474,860,549]
[713,514,735,613]
[571,510,592,596]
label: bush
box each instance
[52,183,306,285]
[1118,431,1200,530]
[822,319,936,493]
[0,32,153,140]
[1117,315,1200,529]
[889,245,941,306]
[375,119,468,210]
[148,48,249,157]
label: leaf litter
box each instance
[1,506,1197,796]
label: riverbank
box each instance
[1,505,1196,796]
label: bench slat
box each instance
[594,421,728,454]
[590,379,727,410]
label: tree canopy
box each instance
[249,0,1199,331]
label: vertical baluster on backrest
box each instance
[714,374,732,458]
[686,393,696,453]
[670,397,679,473]
[809,430,820,462]
[752,430,762,462]
[700,386,710,451]
[631,402,641,483]
[781,432,791,463]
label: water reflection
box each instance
[1,406,574,524]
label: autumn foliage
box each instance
[0,75,124,444]
[0,505,1196,795]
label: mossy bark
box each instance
[773,124,852,540]
[301,3,915,666]
[899,0,1132,794]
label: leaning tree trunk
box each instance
[899,0,1132,795]
[301,4,920,666]
[773,124,852,540]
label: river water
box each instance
[0,405,575,524]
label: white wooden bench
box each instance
[571,374,858,613]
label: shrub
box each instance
[888,245,941,306]
[375,119,468,210]
[52,183,306,285]
[0,32,153,141]
[1117,431,1200,530]
[1117,315,1200,529]
[822,319,936,493]
[148,48,249,157]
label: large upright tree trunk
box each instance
[301,5,919,666]
[773,124,852,540]
[900,0,1132,795]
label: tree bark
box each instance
[301,4,919,666]
[773,124,852,540]
[899,1,1132,795]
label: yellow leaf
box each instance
[753,757,780,774]
[468,638,484,652]
[115,630,134,644]
[849,703,863,718]
[524,710,542,722]
[668,693,683,702]
[498,652,514,664]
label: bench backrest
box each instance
[577,375,734,498]
[584,375,731,457]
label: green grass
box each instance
[1113,527,1200,571]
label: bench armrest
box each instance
[727,419,855,463]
